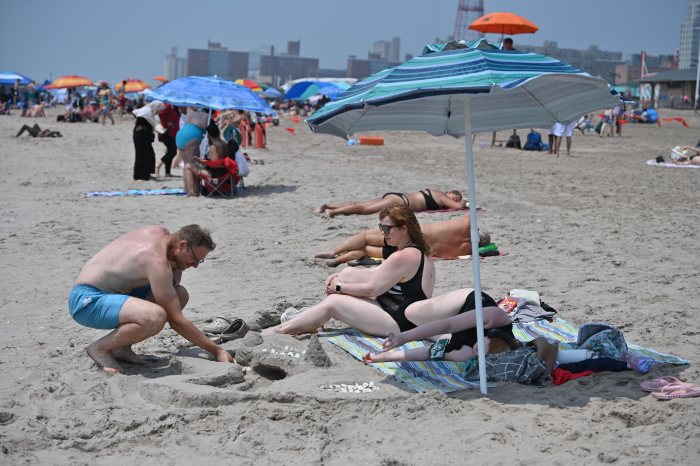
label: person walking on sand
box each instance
[315,189,467,217]
[68,225,235,374]
[98,82,115,125]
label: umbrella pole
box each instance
[462,97,488,395]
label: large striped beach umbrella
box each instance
[47,75,94,89]
[307,43,619,395]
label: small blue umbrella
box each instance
[262,87,282,98]
[0,70,32,86]
[148,75,275,114]
[308,42,620,395]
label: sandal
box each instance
[220,319,249,342]
[201,316,234,334]
[640,376,683,392]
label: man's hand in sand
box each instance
[216,348,235,364]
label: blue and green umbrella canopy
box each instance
[307,45,619,138]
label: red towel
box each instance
[552,368,594,385]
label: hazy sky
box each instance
[1,0,689,86]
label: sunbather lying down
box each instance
[670,145,700,165]
[314,189,466,217]
[15,123,62,138]
[315,214,490,266]
[361,289,560,374]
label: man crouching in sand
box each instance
[68,224,234,374]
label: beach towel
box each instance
[85,188,187,197]
[646,159,700,169]
[321,317,688,393]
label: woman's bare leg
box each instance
[263,295,399,337]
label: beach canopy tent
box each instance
[307,40,619,394]
[47,75,95,89]
[148,75,275,114]
[0,70,32,85]
[284,81,348,101]
[115,79,151,93]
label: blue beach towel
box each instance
[85,188,187,197]
[321,317,688,393]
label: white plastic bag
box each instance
[235,150,250,177]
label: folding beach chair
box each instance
[198,157,241,198]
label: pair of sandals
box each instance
[174,316,249,349]
[640,376,700,400]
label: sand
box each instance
[0,107,699,465]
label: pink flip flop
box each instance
[652,382,700,400]
[640,376,683,392]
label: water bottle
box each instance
[623,352,654,373]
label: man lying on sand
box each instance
[315,214,490,266]
[314,189,466,217]
[68,225,234,374]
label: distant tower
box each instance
[453,0,484,42]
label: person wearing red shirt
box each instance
[156,104,180,177]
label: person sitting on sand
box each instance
[68,225,234,374]
[28,102,46,117]
[362,287,558,374]
[263,206,435,337]
[315,214,490,267]
[670,145,700,166]
[315,189,467,217]
[15,123,62,138]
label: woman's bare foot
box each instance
[86,344,122,375]
[155,162,163,177]
[112,346,147,365]
[314,251,336,259]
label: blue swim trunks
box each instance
[68,284,151,330]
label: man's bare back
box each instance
[76,226,174,294]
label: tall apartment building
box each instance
[164,47,186,81]
[370,38,400,62]
[186,41,249,80]
[679,0,700,69]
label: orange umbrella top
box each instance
[47,75,94,89]
[235,79,263,93]
[115,79,151,93]
[468,12,538,36]
[153,75,169,82]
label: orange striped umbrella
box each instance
[115,79,151,93]
[468,12,538,36]
[47,75,94,89]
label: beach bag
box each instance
[594,120,603,134]
[235,150,250,177]
[505,133,521,149]
[523,131,543,151]
[576,323,627,360]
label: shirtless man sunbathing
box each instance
[68,224,234,374]
[315,214,490,267]
[314,189,467,217]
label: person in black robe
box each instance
[133,116,155,181]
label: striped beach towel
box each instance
[321,317,688,393]
[85,188,187,197]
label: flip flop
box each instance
[652,382,700,400]
[640,376,683,392]
[347,256,382,267]
[220,319,249,342]
[201,316,233,334]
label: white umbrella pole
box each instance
[463,97,488,395]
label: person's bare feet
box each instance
[313,205,326,215]
[314,251,335,259]
[86,344,122,375]
[112,345,147,365]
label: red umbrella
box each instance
[468,12,538,37]
[47,75,94,89]
[115,79,151,93]
[153,75,169,82]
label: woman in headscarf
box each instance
[132,102,164,181]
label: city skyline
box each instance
[1,0,689,85]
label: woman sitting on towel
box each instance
[263,206,435,337]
